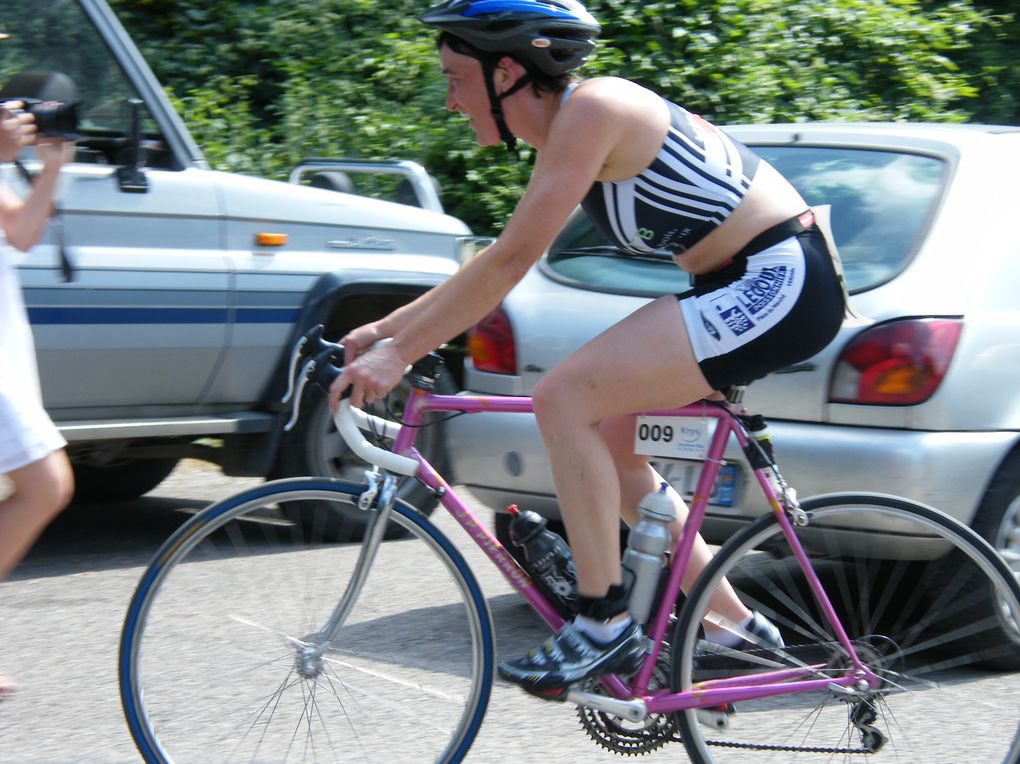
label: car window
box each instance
[543,144,945,296]
[0,0,173,168]
[542,210,692,296]
[757,146,945,292]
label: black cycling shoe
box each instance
[497,621,646,694]
[693,611,786,680]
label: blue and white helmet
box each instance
[419,0,600,76]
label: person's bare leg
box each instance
[600,415,752,629]
[0,450,74,580]
[533,295,749,626]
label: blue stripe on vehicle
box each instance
[23,289,234,307]
[233,308,301,322]
[27,306,301,325]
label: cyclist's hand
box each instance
[329,342,408,412]
[339,323,384,364]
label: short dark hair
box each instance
[436,31,573,95]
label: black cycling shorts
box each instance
[677,211,846,390]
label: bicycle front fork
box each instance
[302,470,399,652]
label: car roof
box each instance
[724,122,1020,154]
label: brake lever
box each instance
[283,357,317,431]
[281,325,325,405]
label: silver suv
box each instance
[2,0,474,538]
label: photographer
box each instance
[0,99,75,699]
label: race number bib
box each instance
[634,416,710,460]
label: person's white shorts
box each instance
[0,385,65,474]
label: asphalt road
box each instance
[2,461,1019,763]
[0,461,687,764]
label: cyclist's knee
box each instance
[533,370,588,430]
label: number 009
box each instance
[638,423,674,443]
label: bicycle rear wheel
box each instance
[120,478,495,764]
[671,493,1020,763]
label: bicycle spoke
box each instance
[672,494,1020,763]
[120,480,494,763]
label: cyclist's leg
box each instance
[600,415,750,627]
[0,449,73,579]
[532,295,712,599]
[498,296,757,691]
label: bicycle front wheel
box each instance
[120,478,495,764]
[672,493,1020,764]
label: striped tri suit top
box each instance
[580,99,761,255]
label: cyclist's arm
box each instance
[329,80,653,409]
[382,86,628,365]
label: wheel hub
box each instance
[294,642,325,679]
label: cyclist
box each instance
[329,0,845,694]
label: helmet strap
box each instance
[480,56,532,153]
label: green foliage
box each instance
[938,0,1020,124]
[587,0,986,123]
[109,0,1014,235]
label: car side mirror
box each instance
[116,98,148,193]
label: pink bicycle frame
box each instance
[389,385,877,711]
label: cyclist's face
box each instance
[439,44,499,147]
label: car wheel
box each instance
[272,370,454,541]
[927,451,1020,662]
[970,451,1020,582]
[71,457,179,503]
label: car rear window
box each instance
[543,145,945,296]
[758,146,945,291]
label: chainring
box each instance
[576,646,678,755]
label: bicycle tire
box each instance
[119,477,495,764]
[670,492,1020,764]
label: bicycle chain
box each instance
[675,731,873,755]
[579,706,876,756]
[578,639,888,756]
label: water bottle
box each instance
[622,482,676,625]
[506,504,578,616]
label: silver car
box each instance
[446,122,1020,575]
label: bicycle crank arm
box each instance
[565,690,646,722]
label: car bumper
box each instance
[447,404,1016,535]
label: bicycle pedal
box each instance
[521,685,570,702]
[696,704,733,731]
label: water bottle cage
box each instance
[743,437,775,470]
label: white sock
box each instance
[705,615,753,648]
[574,614,632,645]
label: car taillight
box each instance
[830,318,962,405]
[467,307,517,374]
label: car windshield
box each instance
[543,144,945,296]
[0,0,173,167]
